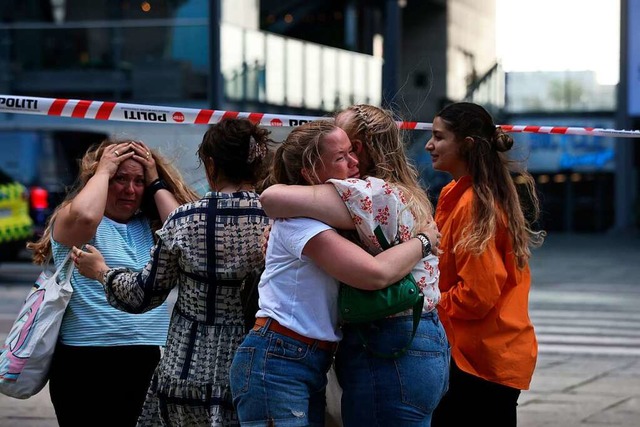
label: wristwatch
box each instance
[147,178,169,197]
[416,233,432,258]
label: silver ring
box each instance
[114,150,120,157]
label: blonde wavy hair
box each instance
[28,139,199,264]
[266,120,338,187]
[334,104,434,231]
[435,102,545,267]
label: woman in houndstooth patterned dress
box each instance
[73,118,273,426]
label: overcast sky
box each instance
[496,0,620,84]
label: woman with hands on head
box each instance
[73,118,274,426]
[27,139,198,427]
[29,140,196,427]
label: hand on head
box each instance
[129,141,160,185]
[97,141,160,184]
[97,142,135,178]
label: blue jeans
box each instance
[229,320,335,426]
[335,311,450,427]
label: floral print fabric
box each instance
[328,177,440,313]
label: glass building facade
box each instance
[0,0,382,111]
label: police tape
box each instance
[1,94,640,138]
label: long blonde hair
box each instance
[436,102,545,267]
[266,120,339,187]
[335,104,434,231]
[28,139,199,264]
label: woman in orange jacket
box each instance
[426,102,545,427]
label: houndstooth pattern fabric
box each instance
[103,191,271,426]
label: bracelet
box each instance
[416,233,432,258]
[146,178,168,197]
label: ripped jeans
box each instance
[229,320,335,426]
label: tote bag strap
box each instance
[50,251,74,283]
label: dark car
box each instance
[0,129,109,238]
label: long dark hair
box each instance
[436,102,545,267]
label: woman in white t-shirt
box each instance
[229,120,434,427]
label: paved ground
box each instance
[1,232,639,426]
[519,353,640,427]
[518,231,640,427]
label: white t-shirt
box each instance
[256,217,342,342]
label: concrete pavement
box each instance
[518,231,640,427]
[0,388,55,427]
[519,354,640,427]
[1,232,639,426]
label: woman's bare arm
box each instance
[303,229,422,290]
[260,184,355,229]
[130,141,180,222]
[54,143,135,248]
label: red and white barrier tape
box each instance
[1,94,639,138]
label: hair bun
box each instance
[493,127,513,152]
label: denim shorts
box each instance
[335,311,451,427]
[229,320,335,426]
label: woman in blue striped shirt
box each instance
[27,139,198,426]
[72,118,274,426]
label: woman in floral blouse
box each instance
[260,105,449,426]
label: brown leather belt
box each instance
[253,317,338,353]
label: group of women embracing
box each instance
[34,100,544,427]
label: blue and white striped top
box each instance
[51,215,170,346]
